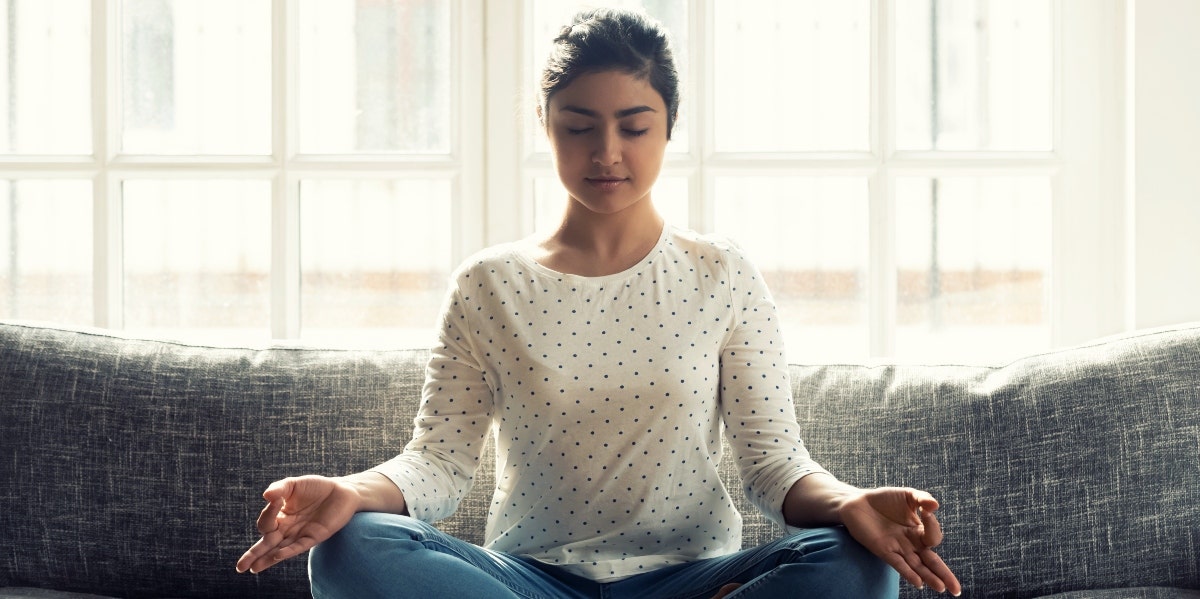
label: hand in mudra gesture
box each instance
[840,487,962,595]
[236,475,359,575]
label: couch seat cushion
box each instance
[0,589,119,599]
[1037,588,1200,598]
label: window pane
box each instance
[300,179,452,347]
[531,0,690,155]
[714,177,869,363]
[297,0,451,154]
[123,180,271,338]
[121,0,271,155]
[0,180,92,323]
[0,0,91,154]
[895,176,1051,363]
[895,0,1052,151]
[714,0,869,152]
[532,176,688,234]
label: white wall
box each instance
[1134,0,1200,328]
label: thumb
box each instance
[915,489,940,511]
[902,491,923,524]
[912,491,945,548]
[262,478,296,503]
[909,489,940,513]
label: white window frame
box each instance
[69,0,485,339]
[486,0,1131,359]
[2,0,1129,354]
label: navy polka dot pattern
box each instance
[372,225,827,582]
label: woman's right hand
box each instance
[236,475,361,574]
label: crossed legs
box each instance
[309,513,898,599]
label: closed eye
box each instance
[624,129,649,137]
[567,127,592,135]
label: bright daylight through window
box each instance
[0,0,1092,365]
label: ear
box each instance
[536,104,545,127]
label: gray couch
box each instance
[2,319,1198,599]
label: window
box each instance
[2,0,1126,363]
[507,0,1124,365]
[0,0,481,347]
[0,179,93,323]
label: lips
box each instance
[585,176,628,191]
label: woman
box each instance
[237,8,961,598]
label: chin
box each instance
[571,196,645,216]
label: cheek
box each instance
[629,141,666,171]
[549,135,585,162]
[550,140,587,184]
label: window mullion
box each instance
[269,0,297,339]
[483,0,524,245]
[93,176,123,329]
[868,168,896,359]
[694,0,715,233]
[1055,0,1129,345]
[93,0,122,329]
[868,0,895,358]
[271,177,300,339]
[457,0,485,262]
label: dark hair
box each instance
[540,8,680,139]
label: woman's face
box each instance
[544,70,670,217]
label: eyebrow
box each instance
[560,105,657,118]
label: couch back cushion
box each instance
[2,321,1199,598]
[790,326,1200,598]
[0,323,426,597]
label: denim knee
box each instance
[309,512,430,593]
[825,527,897,587]
[309,513,530,599]
[775,527,898,596]
[311,513,384,565]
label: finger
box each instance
[919,549,962,596]
[910,508,927,538]
[880,547,947,596]
[235,543,259,573]
[909,554,948,594]
[255,497,285,535]
[236,531,282,573]
[906,547,966,595]
[920,508,945,547]
[878,550,925,590]
[908,489,940,519]
[248,529,323,574]
[910,489,940,511]
[262,478,295,503]
[247,547,289,574]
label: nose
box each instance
[592,128,621,166]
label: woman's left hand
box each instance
[838,487,962,595]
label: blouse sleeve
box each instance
[717,245,829,529]
[370,283,495,523]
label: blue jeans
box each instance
[309,512,898,599]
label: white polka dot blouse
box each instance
[372,224,828,582]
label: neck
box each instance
[533,198,665,277]
[556,199,663,257]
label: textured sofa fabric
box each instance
[1038,591,1200,599]
[1,320,1198,599]
[789,330,1200,597]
